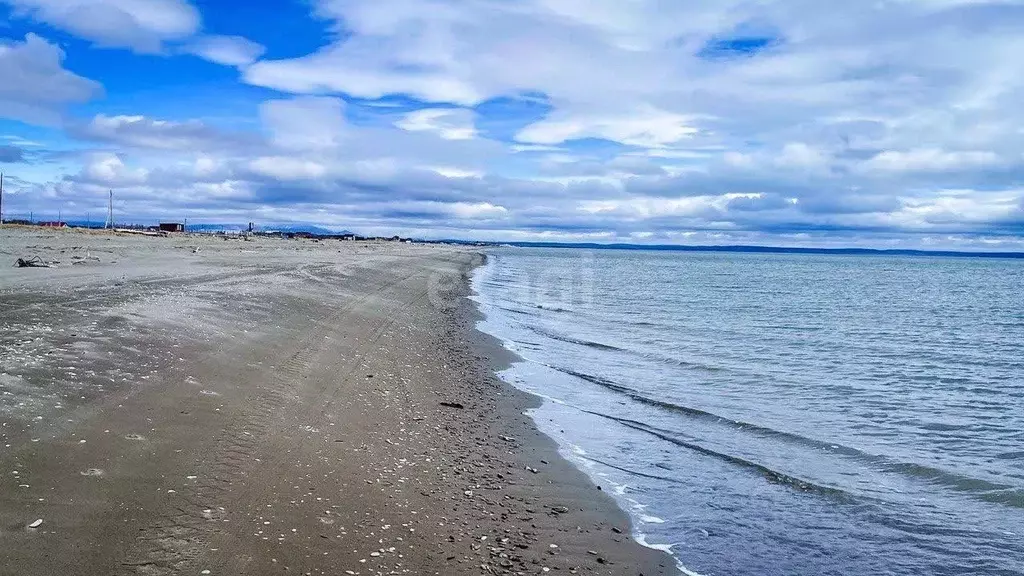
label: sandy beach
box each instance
[0,226,676,576]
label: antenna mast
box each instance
[0,172,4,225]
[106,190,113,229]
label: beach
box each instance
[0,227,676,576]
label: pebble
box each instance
[28,519,43,529]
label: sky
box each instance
[1,0,1023,249]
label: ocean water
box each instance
[470,248,1024,576]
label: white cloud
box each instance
[259,97,348,150]
[0,34,102,124]
[248,157,328,180]
[78,152,148,185]
[72,114,234,150]
[880,191,1024,230]
[10,0,1024,247]
[579,193,765,220]
[239,0,1024,160]
[517,106,701,147]
[447,201,508,219]
[775,143,829,170]
[860,149,1004,173]
[186,35,266,67]
[396,108,477,140]
[431,167,483,178]
[4,0,201,53]
[725,143,831,172]
[510,144,564,153]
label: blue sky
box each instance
[1,0,1023,249]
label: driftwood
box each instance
[15,256,52,268]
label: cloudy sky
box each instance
[1,0,1023,248]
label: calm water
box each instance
[471,248,1024,576]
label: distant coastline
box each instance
[7,219,1021,258]
[491,241,1024,259]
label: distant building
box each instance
[159,222,185,232]
[39,221,67,228]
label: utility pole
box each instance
[0,171,4,225]
[106,190,113,229]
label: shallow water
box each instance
[472,248,1024,576]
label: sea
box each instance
[470,247,1024,576]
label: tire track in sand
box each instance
[118,260,424,576]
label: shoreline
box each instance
[0,226,677,575]
[457,253,680,575]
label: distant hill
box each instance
[185,223,354,235]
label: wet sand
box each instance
[0,226,677,576]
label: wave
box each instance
[526,325,625,352]
[589,410,857,501]
[574,453,689,485]
[517,314,729,373]
[525,325,726,373]
[549,364,1024,509]
[496,305,538,317]
[547,365,851,452]
[535,304,572,313]
[638,352,729,373]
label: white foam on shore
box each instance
[636,534,708,576]
[469,253,698,574]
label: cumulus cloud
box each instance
[74,152,149,186]
[4,0,201,53]
[860,149,1005,174]
[185,35,266,67]
[70,114,249,151]
[10,0,1024,247]
[241,0,1024,152]
[248,157,329,181]
[516,106,701,147]
[447,201,507,219]
[396,108,477,140]
[0,34,102,124]
[260,97,348,151]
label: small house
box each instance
[159,222,185,232]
